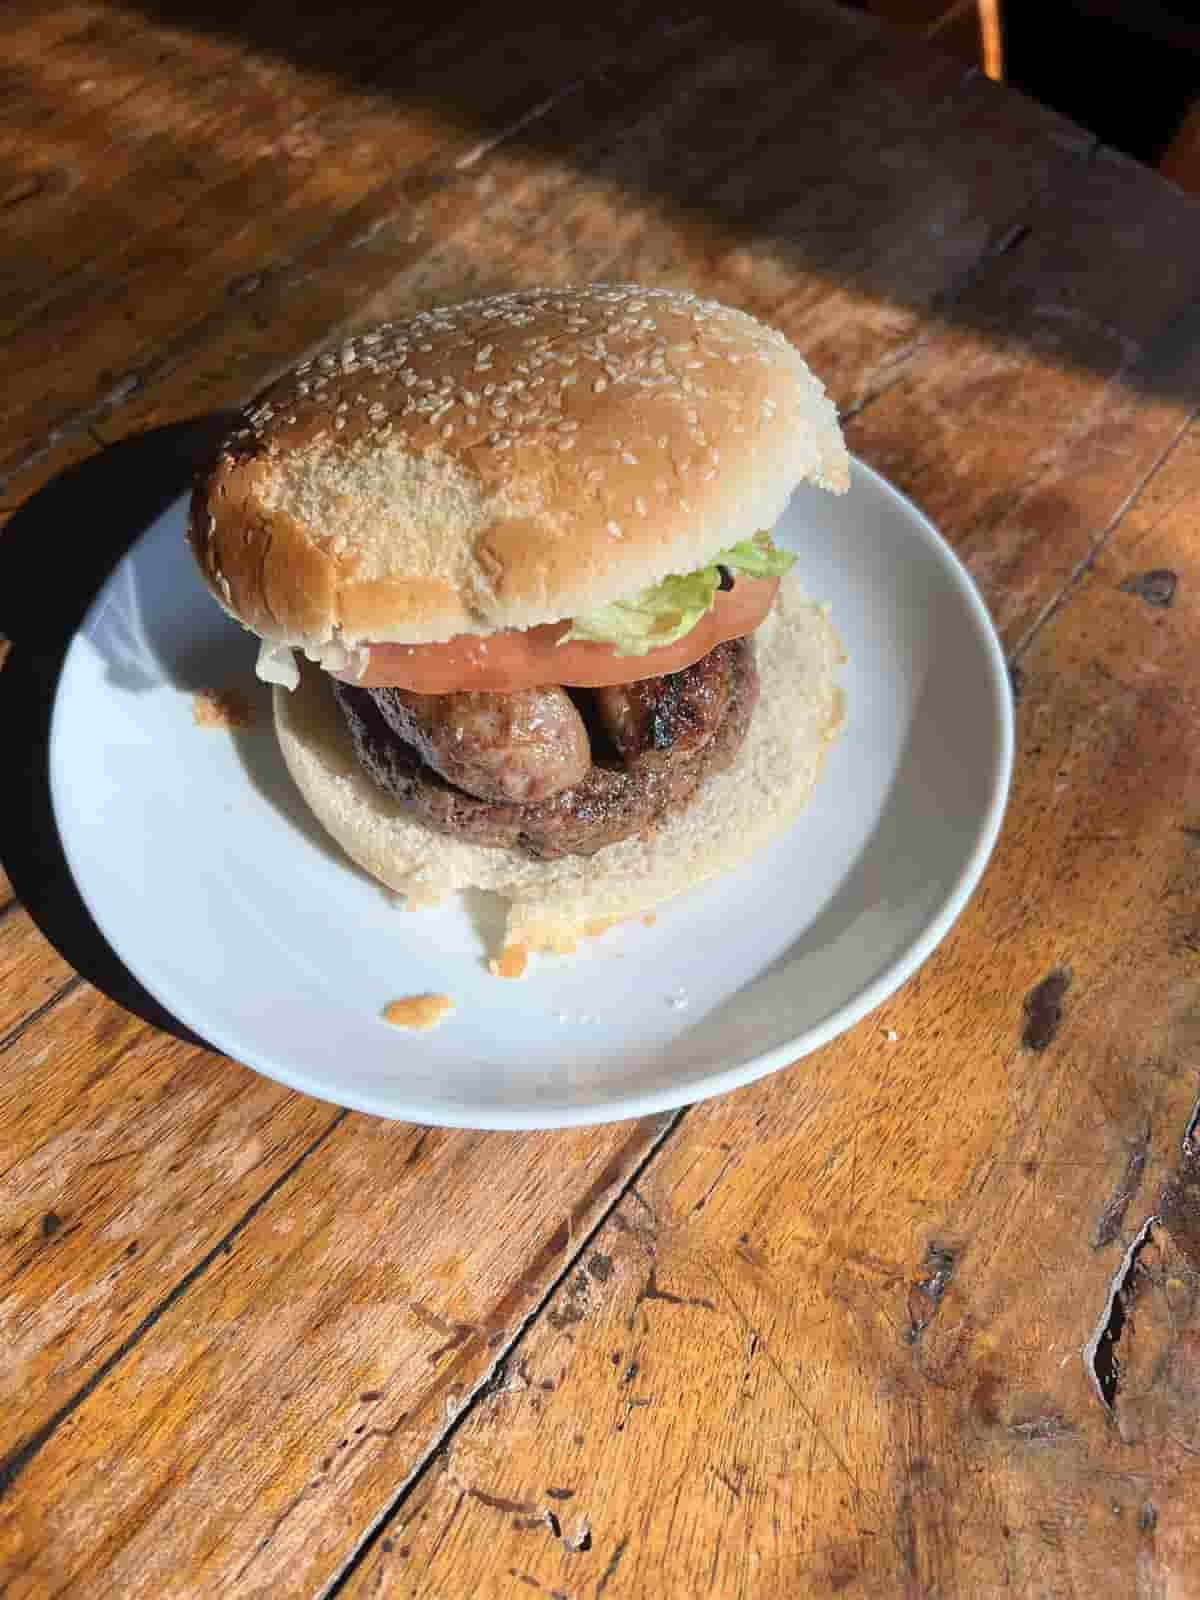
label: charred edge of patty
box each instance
[330,638,759,861]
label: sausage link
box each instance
[369,684,591,803]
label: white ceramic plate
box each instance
[50,459,1013,1128]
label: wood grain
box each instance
[3,3,1200,1596]
[0,988,338,1463]
[0,0,678,480]
[0,1110,672,1595]
[340,421,1200,1598]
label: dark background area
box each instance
[849,0,1200,172]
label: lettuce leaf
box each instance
[559,531,795,656]
[718,529,797,579]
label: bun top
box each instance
[190,284,848,656]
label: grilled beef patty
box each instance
[330,638,758,861]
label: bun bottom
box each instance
[274,573,845,955]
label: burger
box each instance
[189,284,849,958]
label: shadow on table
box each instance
[0,417,234,1047]
[31,0,1198,405]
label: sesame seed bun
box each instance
[190,284,848,658]
[274,571,845,953]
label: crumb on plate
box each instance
[192,687,254,729]
[383,993,454,1029]
[488,944,529,980]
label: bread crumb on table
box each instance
[383,994,454,1029]
[192,688,254,729]
[488,944,529,980]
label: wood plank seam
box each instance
[0,1106,349,1501]
[0,13,700,497]
[316,1107,688,1600]
[0,972,82,1057]
[1009,402,1200,664]
[837,206,1043,426]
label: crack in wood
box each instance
[1083,1214,1158,1411]
[840,218,1034,426]
[905,1242,959,1345]
[594,1535,628,1596]
[1010,393,1200,664]
[0,973,84,1058]
[317,1110,686,1599]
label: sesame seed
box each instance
[621,451,638,465]
[441,423,455,438]
[557,419,579,432]
[607,520,623,537]
[635,496,648,516]
[593,377,608,393]
[557,437,576,452]
[334,417,346,430]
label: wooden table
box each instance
[2,3,1199,1594]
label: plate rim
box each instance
[48,455,1014,1129]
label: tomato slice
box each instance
[336,576,779,691]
